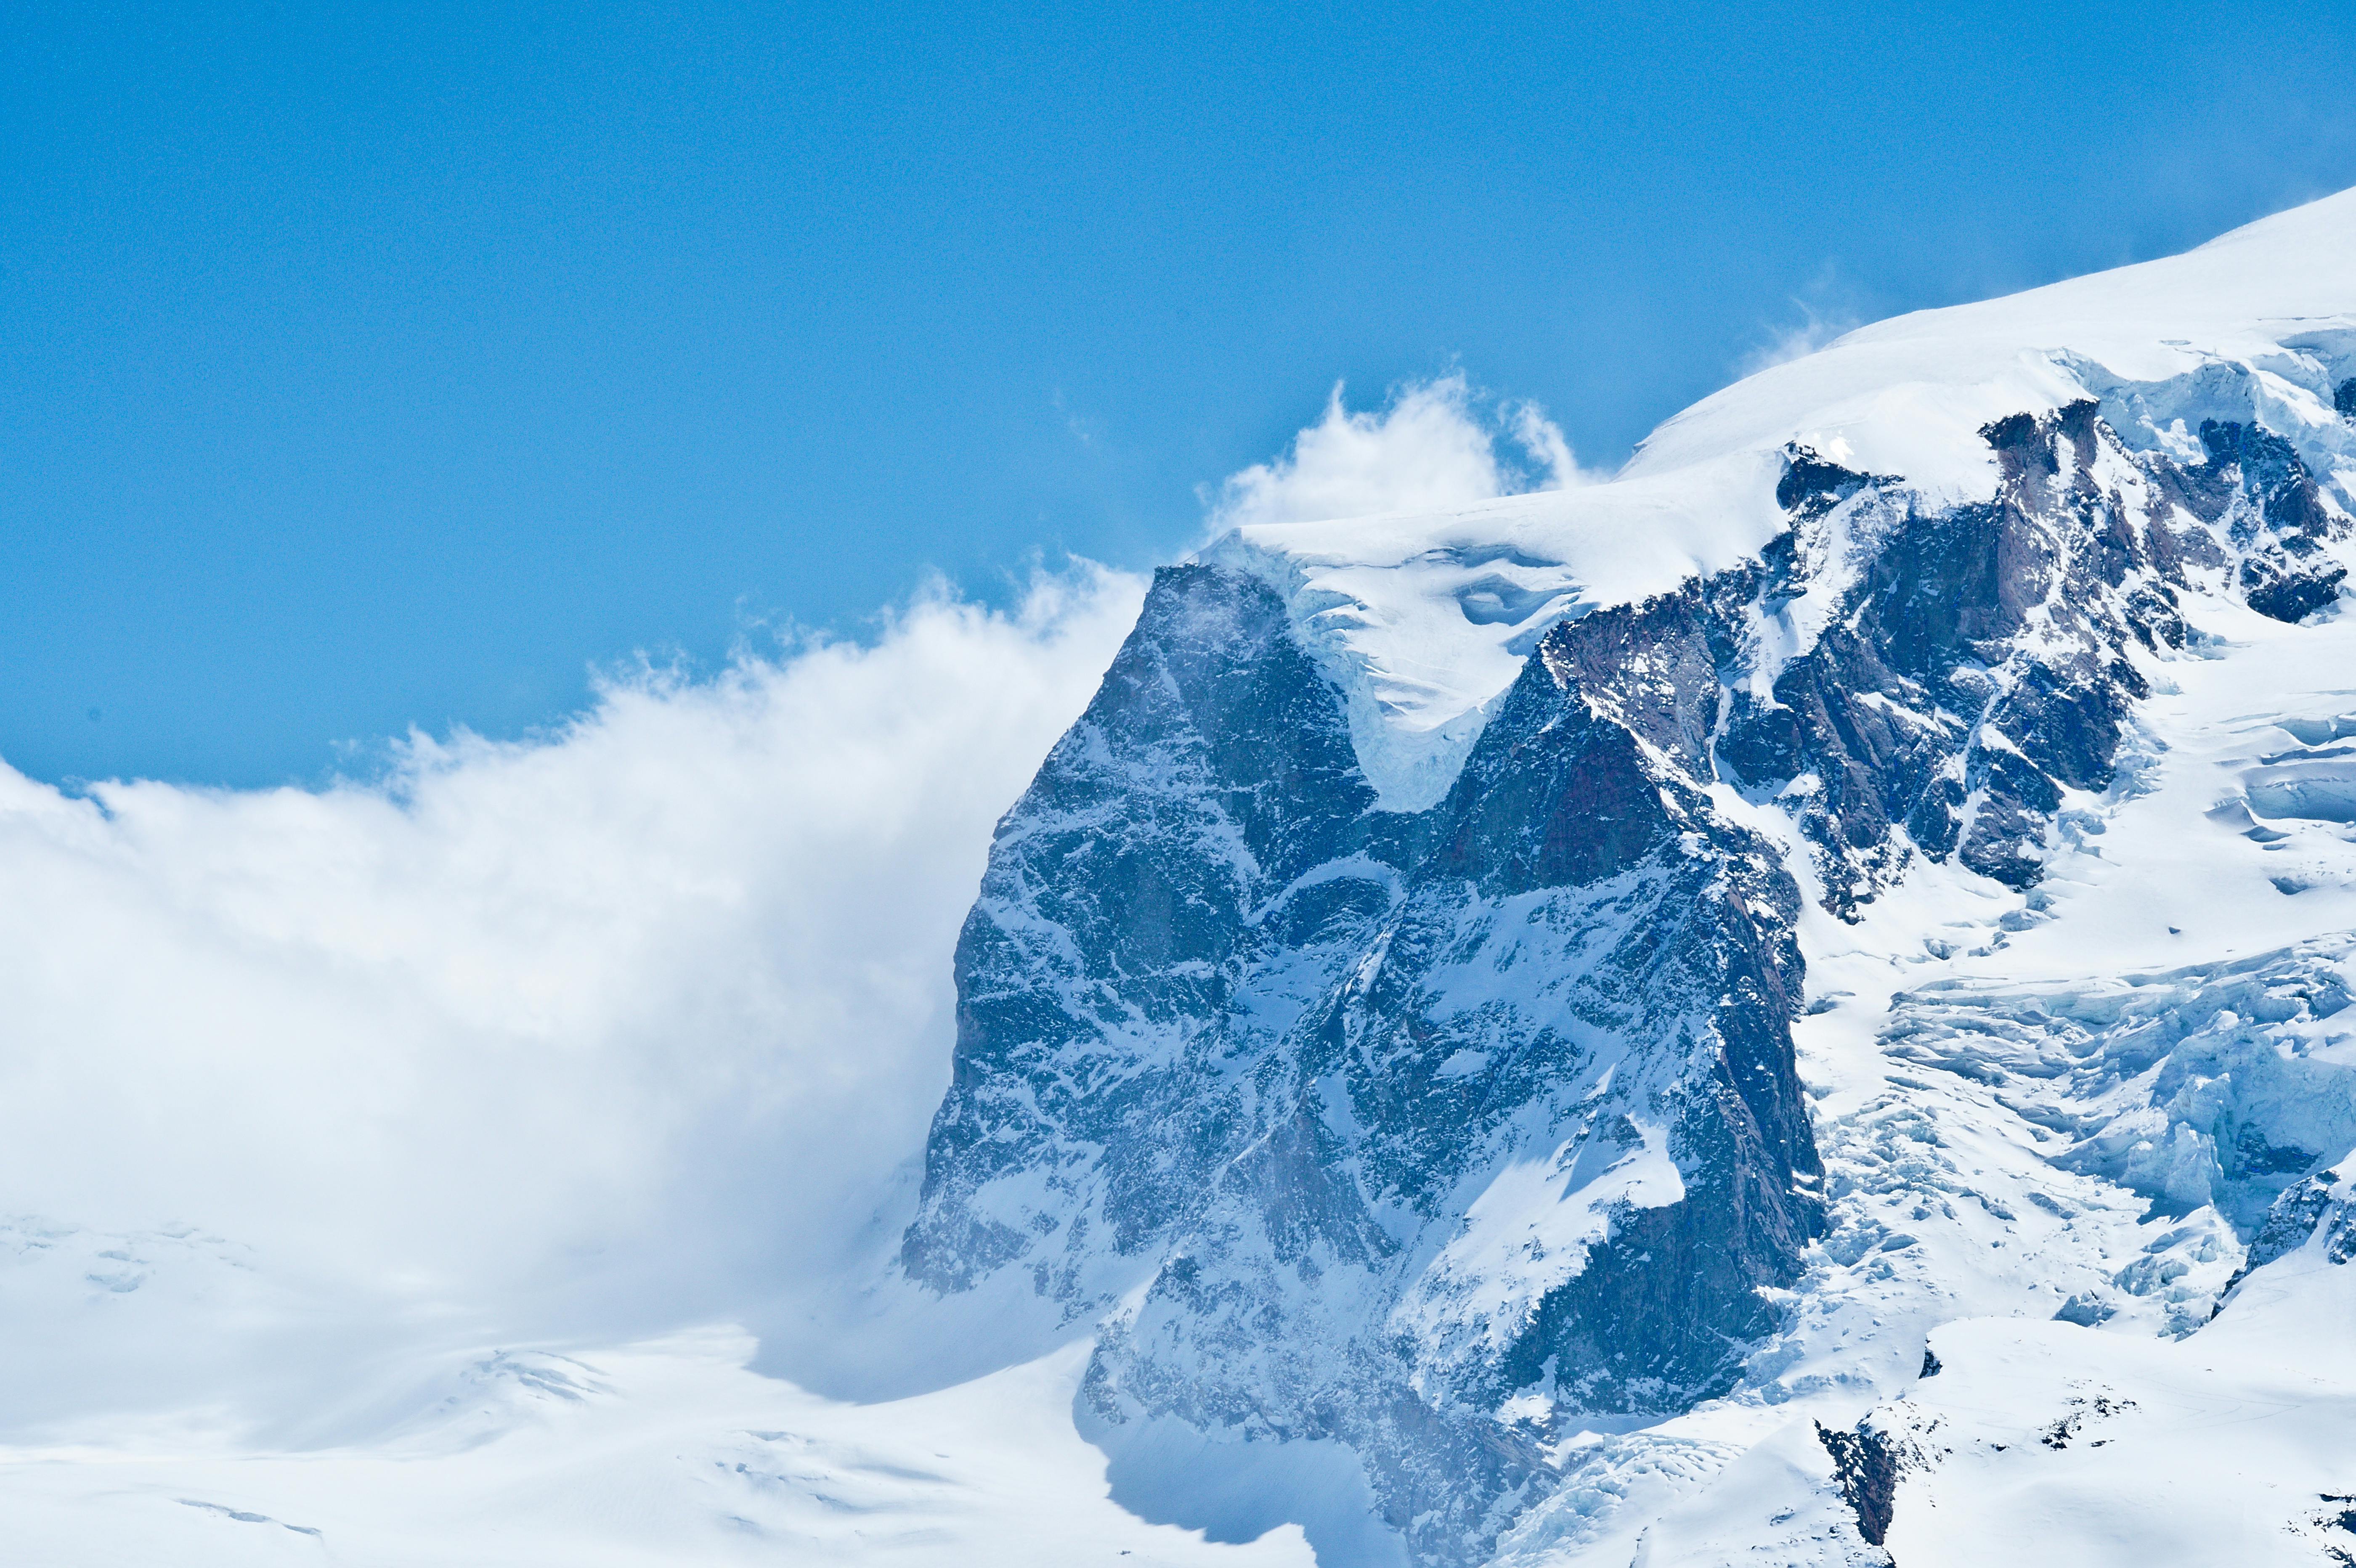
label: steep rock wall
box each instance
[901,395,2350,1565]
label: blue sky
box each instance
[7,1,2355,787]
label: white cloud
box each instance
[0,566,1144,1431]
[1203,372,1592,531]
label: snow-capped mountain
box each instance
[12,190,2356,1568]
[902,187,2356,1565]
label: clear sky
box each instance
[8,0,2356,787]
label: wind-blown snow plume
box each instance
[1735,301,1860,376]
[1205,373,1589,531]
[0,566,1143,1429]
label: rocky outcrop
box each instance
[1817,1417,1912,1548]
[2221,1163,2356,1306]
[905,558,1827,1563]
[900,395,2352,1564]
[1715,399,2349,914]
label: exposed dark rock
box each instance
[1718,405,2210,911]
[903,560,1830,1563]
[2037,1393,2135,1450]
[2184,418,2348,622]
[2216,1170,2355,1310]
[2251,1173,2339,1271]
[1817,1417,1909,1546]
[902,392,2351,1563]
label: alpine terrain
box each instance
[10,192,2356,1568]
[899,185,2356,1567]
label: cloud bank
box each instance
[1203,372,1591,531]
[0,567,1144,1430]
[0,364,1588,1434]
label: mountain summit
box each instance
[902,188,2356,1565]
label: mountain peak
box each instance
[1202,186,2356,811]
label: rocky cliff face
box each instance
[1720,402,2344,913]
[901,391,2351,1564]
[902,549,1826,1560]
[903,191,2356,1565]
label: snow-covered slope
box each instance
[12,190,2356,1568]
[1206,187,2356,813]
[0,1329,1317,1567]
[905,185,2356,1565]
[1485,591,2356,1566]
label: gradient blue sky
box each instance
[8,0,2356,786]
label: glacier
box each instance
[12,191,2356,1565]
